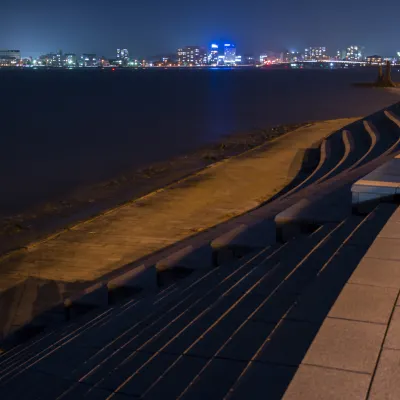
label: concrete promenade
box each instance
[0,118,356,337]
[284,205,400,399]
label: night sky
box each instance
[2,0,400,58]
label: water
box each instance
[1,67,399,216]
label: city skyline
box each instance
[1,42,399,64]
[2,0,400,59]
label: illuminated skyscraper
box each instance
[346,46,364,61]
[177,46,206,65]
[117,49,129,60]
[64,53,77,67]
[224,44,236,64]
[304,47,327,61]
[208,44,219,65]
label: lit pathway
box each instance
[0,119,355,289]
[0,119,356,338]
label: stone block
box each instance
[64,282,108,308]
[141,355,207,399]
[378,220,400,239]
[177,358,246,400]
[328,283,397,324]
[283,364,370,400]
[211,219,276,266]
[384,306,400,349]
[256,320,320,366]
[229,363,296,400]
[349,257,400,288]
[369,349,400,400]
[108,264,157,296]
[156,244,213,271]
[302,318,385,373]
[365,237,400,261]
[217,320,275,361]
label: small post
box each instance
[376,64,383,85]
[383,60,395,87]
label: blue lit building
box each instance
[224,44,236,64]
[208,44,219,65]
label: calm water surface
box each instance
[1,68,400,215]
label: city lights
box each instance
[1,42,399,69]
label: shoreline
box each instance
[0,122,309,257]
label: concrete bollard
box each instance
[107,264,157,304]
[155,243,213,272]
[211,219,276,266]
[64,282,108,320]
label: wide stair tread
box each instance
[1,222,348,399]
[0,244,281,380]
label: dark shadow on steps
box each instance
[227,205,397,400]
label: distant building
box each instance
[177,46,207,66]
[346,46,363,61]
[242,54,256,65]
[335,50,346,60]
[208,44,219,65]
[0,50,21,60]
[117,49,129,60]
[366,55,383,65]
[304,47,327,61]
[64,53,77,67]
[79,54,98,67]
[224,44,236,64]
[282,51,303,63]
[39,51,63,67]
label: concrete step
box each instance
[352,112,400,169]
[282,204,398,400]
[28,218,369,399]
[278,132,344,200]
[1,207,382,400]
[0,245,280,381]
[3,225,336,390]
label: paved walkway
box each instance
[284,204,400,399]
[0,118,356,291]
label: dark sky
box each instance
[2,0,400,58]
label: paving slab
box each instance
[92,351,163,393]
[228,362,296,400]
[50,383,115,400]
[186,314,245,358]
[286,247,364,323]
[142,355,208,400]
[364,237,400,262]
[383,306,400,350]
[302,318,385,374]
[378,220,400,239]
[216,320,275,361]
[327,283,398,324]
[179,358,247,400]
[369,348,400,400]
[349,258,400,288]
[255,320,320,366]
[0,369,73,400]
[110,352,180,397]
[283,364,370,400]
